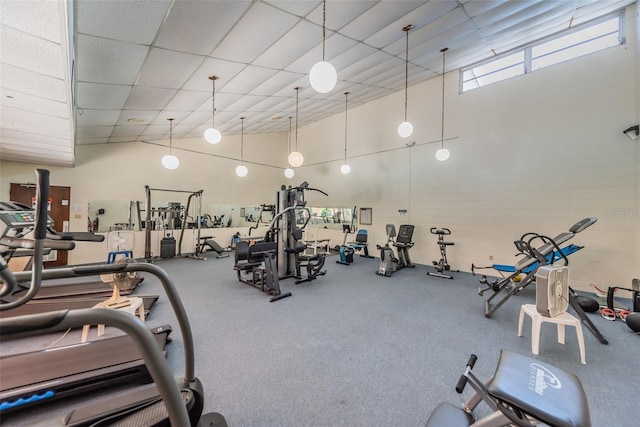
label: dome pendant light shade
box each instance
[436,47,450,162]
[162,154,179,170]
[236,117,248,177]
[288,151,304,168]
[398,24,413,138]
[309,0,336,94]
[162,118,179,170]
[310,61,337,93]
[340,164,351,174]
[204,128,221,144]
[204,76,222,144]
[290,87,304,167]
[435,148,450,161]
[284,168,295,178]
[398,121,413,138]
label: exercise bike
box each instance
[427,227,457,279]
[376,224,415,277]
[336,224,356,265]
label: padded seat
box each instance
[425,402,473,427]
[488,350,591,427]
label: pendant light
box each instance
[398,24,414,138]
[435,48,450,162]
[340,92,351,174]
[235,117,248,177]
[204,76,222,144]
[288,87,304,167]
[284,116,295,178]
[309,0,337,93]
[161,118,179,170]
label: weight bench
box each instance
[234,241,291,302]
[426,350,591,427]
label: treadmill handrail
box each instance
[0,308,189,426]
[10,262,197,383]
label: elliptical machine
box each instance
[427,227,457,279]
[376,224,415,277]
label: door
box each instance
[10,183,71,267]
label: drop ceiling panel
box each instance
[123,87,178,110]
[365,0,459,49]
[111,125,147,137]
[1,26,64,78]
[150,111,190,125]
[339,1,423,41]
[164,90,211,112]
[140,125,168,137]
[1,0,61,42]
[196,93,243,112]
[76,109,121,126]
[249,71,303,97]
[107,136,137,143]
[77,137,110,145]
[283,33,359,73]
[222,66,279,95]
[182,58,247,91]
[307,1,379,31]
[339,51,396,82]
[76,125,114,139]
[77,0,170,44]
[76,82,131,109]
[76,34,149,85]
[253,20,321,69]
[116,110,159,126]
[1,64,66,100]
[135,48,204,89]
[181,111,212,125]
[1,88,67,118]
[225,95,271,115]
[155,0,251,55]
[264,0,319,18]
[211,2,300,63]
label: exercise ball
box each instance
[574,295,600,313]
[625,313,640,333]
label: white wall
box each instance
[1,5,638,290]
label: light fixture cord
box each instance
[169,118,173,155]
[240,117,244,165]
[322,0,327,61]
[344,92,349,164]
[211,78,216,128]
[288,116,292,167]
[295,87,299,151]
[404,27,409,121]
[441,49,446,149]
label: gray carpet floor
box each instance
[1,252,638,426]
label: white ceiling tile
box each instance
[76,109,121,126]
[111,125,146,137]
[155,0,251,55]
[1,0,61,41]
[306,1,379,30]
[1,26,64,78]
[225,95,271,115]
[124,87,178,110]
[221,66,279,95]
[182,58,248,91]
[76,82,131,109]
[249,71,303,97]
[181,111,212,125]
[76,126,114,139]
[264,1,319,17]
[211,2,300,63]
[77,0,171,44]
[339,1,423,41]
[1,88,67,118]
[253,20,321,69]
[136,48,204,89]
[339,51,396,81]
[365,0,459,49]
[76,34,149,85]
[284,33,359,73]
[1,63,66,101]
[108,136,137,143]
[116,110,160,126]
[151,111,190,126]
[140,125,167,137]
[164,90,211,111]
[196,93,243,112]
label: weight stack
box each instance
[161,236,176,258]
